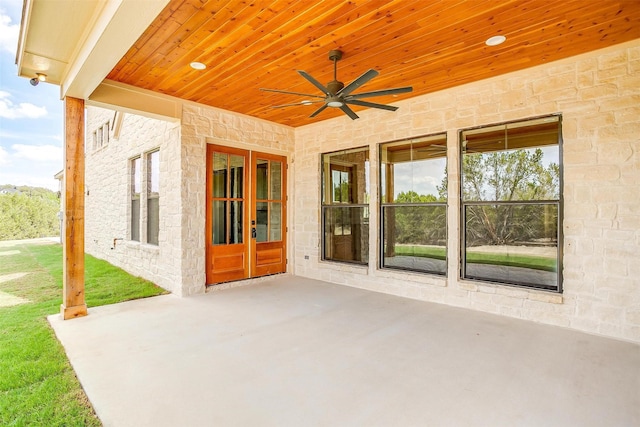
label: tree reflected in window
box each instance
[380,134,447,275]
[460,115,562,291]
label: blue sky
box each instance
[0,0,62,191]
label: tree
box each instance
[0,186,60,240]
[462,149,558,201]
[396,191,437,204]
[459,148,559,246]
[386,191,446,249]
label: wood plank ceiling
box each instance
[106,0,640,127]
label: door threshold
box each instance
[205,273,290,293]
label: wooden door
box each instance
[206,145,249,284]
[206,146,287,285]
[251,152,287,277]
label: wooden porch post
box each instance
[61,96,87,320]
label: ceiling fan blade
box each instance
[340,104,359,120]
[260,88,324,99]
[271,100,325,109]
[337,69,379,97]
[309,104,328,118]
[346,99,398,111]
[298,71,329,95]
[347,86,413,100]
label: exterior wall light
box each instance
[30,73,47,86]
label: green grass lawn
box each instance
[465,251,557,272]
[394,245,447,260]
[0,242,167,426]
[394,245,557,272]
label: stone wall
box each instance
[177,103,295,295]
[85,102,295,296]
[84,108,183,293]
[85,40,638,342]
[293,40,640,343]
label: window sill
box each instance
[140,243,160,253]
[376,268,447,287]
[459,278,563,304]
[124,240,160,253]
[124,240,140,248]
[318,260,369,275]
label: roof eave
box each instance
[15,0,170,102]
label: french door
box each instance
[205,144,287,284]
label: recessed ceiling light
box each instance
[485,35,506,46]
[190,62,206,70]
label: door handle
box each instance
[251,227,257,239]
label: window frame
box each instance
[146,149,160,246]
[130,156,141,242]
[320,147,370,265]
[378,133,448,276]
[92,121,110,151]
[459,114,563,292]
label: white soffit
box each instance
[89,80,182,122]
[17,0,97,84]
[17,0,169,101]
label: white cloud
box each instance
[0,91,48,119]
[0,129,61,143]
[392,159,447,198]
[412,175,441,188]
[0,144,61,190]
[0,10,18,54]
[0,146,8,164]
[12,143,62,162]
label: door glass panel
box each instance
[271,161,282,200]
[230,201,243,244]
[270,202,282,241]
[230,155,244,198]
[212,200,226,244]
[213,153,227,198]
[331,169,352,203]
[332,170,342,202]
[256,159,268,200]
[256,201,268,242]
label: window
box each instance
[92,121,110,151]
[130,151,160,244]
[321,147,369,264]
[130,157,141,241]
[380,134,447,275]
[102,122,110,146]
[460,115,562,291]
[147,150,160,245]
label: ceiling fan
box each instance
[260,50,413,120]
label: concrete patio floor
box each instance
[49,275,639,426]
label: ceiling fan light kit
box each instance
[260,49,413,120]
[327,98,344,108]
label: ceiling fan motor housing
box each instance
[327,80,344,95]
